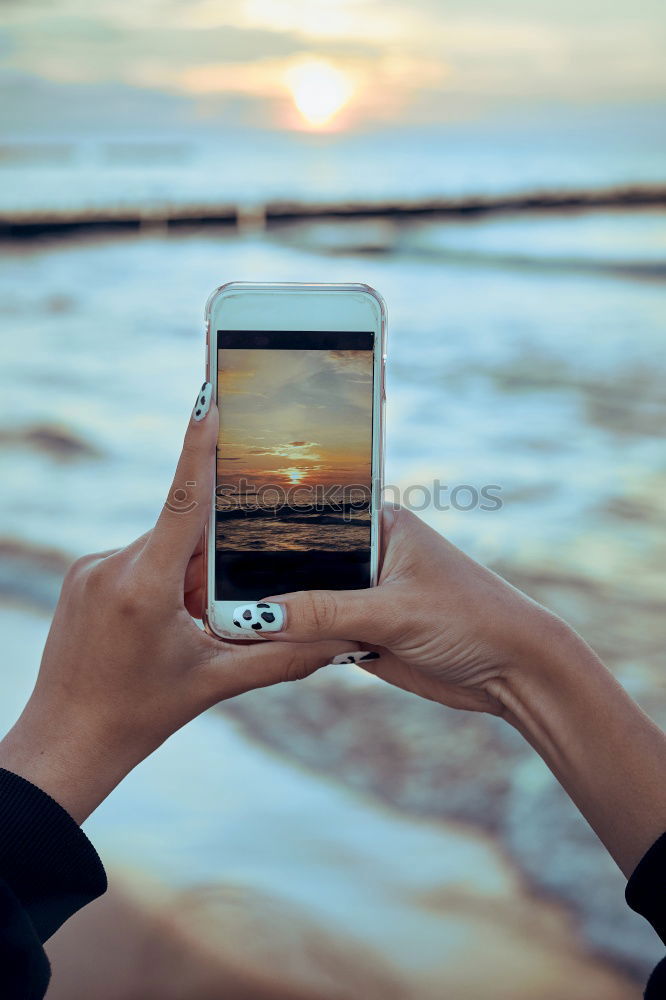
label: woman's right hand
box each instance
[232,505,570,718]
[245,507,666,878]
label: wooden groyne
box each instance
[2,184,665,239]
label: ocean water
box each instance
[1,123,665,989]
[216,508,371,552]
[1,212,664,590]
[1,107,665,214]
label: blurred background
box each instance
[1,1,665,997]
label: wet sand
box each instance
[0,607,643,999]
[1,217,664,994]
[45,873,642,1000]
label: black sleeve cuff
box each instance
[0,878,51,1000]
[644,957,666,1000]
[0,768,107,942]
[626,830,666,948]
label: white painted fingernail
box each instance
[193,382,212,422]
[232,602,284,633]
[331,651,380,664]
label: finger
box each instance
[143,382,216,579]
[228,503,410,643]
[199,636,360,701]
[184,552,204,594]
[185,586,203,620]
[327,646,419,693]
[330,649,382,665]
[340,647,419,689]
[192,530,206,558]
[183,547,204,622]
[225,584,397,646]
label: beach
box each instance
[0,607,643,999]
[0,121,665,994]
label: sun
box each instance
[282,467,306,485]
[285,59,354,129]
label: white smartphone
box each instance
[203,281,386,641]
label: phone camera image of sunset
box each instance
[215,331,374,600]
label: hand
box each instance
[234,505,567,717]
[240,505,666,877]
[0,383,347,823]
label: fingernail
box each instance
[331,651,380,665]
[193,382,212,422]
[232,602,284,633]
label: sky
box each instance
[216,348,373,496]
[1,0,665,134]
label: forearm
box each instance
[498,617,666,877]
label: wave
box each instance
[279,515,371,527]
[0,537,72,611]
[219,515,371,529]
[217,502,370,522]
[0,424,101,459]
[389,247,666,280]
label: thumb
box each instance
[228,585,396,646]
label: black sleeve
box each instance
[0,768,107,1000]
[626,831,666,999]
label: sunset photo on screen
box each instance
[215,345,373,597]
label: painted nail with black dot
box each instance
[331,651,380,665]
[192,381,212,422]
[231,602,284,633]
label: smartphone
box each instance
[203,281,386,641]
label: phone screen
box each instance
[215,329,374,600]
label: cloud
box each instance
[2,10,381,91]
[248,441,322,460]
[1,0,663,130]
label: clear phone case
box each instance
[202,281,386,641]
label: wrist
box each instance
[492,610,607,742]
[0,701,141,824]
[489,610,666,875]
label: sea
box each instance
[216,505,372,552]
[1,111,665,994]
